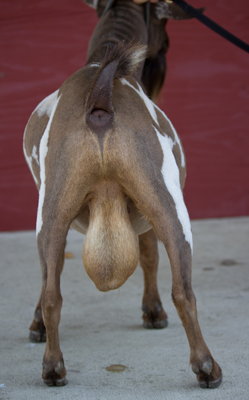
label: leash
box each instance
[172,0,249,53]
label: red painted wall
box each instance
[0,0,249,231]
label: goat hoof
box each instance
[30,330,46,343]
[198,375,222,389]
[43,377,68,387]
[42,359,67,387]
[142,302,168,329]
[143,318,168,329]
[153,318,168,329]
[192,356,222,389]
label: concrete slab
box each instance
[0,217,249,400]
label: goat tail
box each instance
[102,42,147,79]
[86,43,147,132]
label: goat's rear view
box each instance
[23,0,222,389]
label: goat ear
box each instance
[156,2,205,21]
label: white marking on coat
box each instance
[23,91,59,185]
[36,94,61,237]
[120,78,185,169]
[129,47,147,71]
[154,104,185,168]
[154,127,193,251]
[34,89,59,118]
[120,78,158,125]
[23,140,39,185]
[89,62,101,68]
[32,145,39,165]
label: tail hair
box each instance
[101,42,147,79]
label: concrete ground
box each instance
[0,217,249,400]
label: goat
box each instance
[23,0,222,388]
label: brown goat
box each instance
[23,0,222,388]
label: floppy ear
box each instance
[156,1,205,21]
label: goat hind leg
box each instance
[36,222,68,387]
[29,282,46,343]
[155,219,222,388]
[29,240,67,343]
[139,229,168,329]
[169,241,222,388]
[133,183,222,387]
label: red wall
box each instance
[0,0,249,231]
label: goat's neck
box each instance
[86,0,148,82]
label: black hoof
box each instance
[198,375,222,389]
[43,378,68,387]
[30,330,46,343]
[143,318,168,329]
